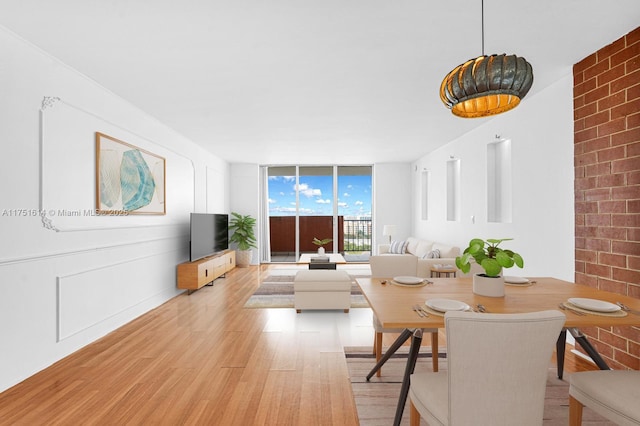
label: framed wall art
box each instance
[96,132,166,215]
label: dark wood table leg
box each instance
[366,328,413,381]
[393,329,423,426]
[556,329,567,379]
[568,327,611,371]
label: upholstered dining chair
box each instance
[409,310,565,426]
[569,370,640,426]
[369,255,439,376]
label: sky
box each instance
[268,174,371,217]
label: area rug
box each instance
[345,347,614,426]
[243,273,370,309]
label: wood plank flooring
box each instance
[0,264,596,425]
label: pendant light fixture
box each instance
[440,0,533,118]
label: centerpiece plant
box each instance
[312,237,332,255]
[455,238,524,297]
[455,238,524,276]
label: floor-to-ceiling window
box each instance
[262,165,372,263]
[337,166,372,261]
[298,166,336,255]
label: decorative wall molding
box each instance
[40,96,61,110]
[40,214,60,232]
[55,249,180,342]
[0,234,186,266]
[38,97,195,232]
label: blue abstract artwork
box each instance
[96,132,166,215]
[121,150,156,211]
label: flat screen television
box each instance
[189,213,229,261]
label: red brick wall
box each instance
[574,26,640,369]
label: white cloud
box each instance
[268,198,276,204]
[295,183,322,198]
[269,175,295,182]
[343,192,350,197]
[338,202,348,207]
[316,199,331,204]
[269,206,313,214]
[355,200,363,206]
[270,206,296,213]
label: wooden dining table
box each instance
[355,276,640,426]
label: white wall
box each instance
[0,26,229,391]
[411,75,575,281]
[229,163,260,264]
[373,163,412,252]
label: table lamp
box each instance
[382,225,396,244]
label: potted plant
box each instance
[312,237,332,255]
[229,212,257,267]
[455,238,524,297]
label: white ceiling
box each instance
[2,0,639,164]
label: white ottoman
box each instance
[294,270,352,313]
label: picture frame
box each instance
[95,132,166,215]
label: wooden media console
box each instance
[177,249,235,293]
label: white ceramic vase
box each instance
[317,246,325,255]
[472,274,505,297]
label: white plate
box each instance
[504,276,529,284]
[393,276,424,285]
[568,298,621,313]
[425,298,470,312]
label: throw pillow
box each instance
[424,249,441,259]
[389,240,408,254]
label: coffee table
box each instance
[297,253,347,264]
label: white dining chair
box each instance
[569,370,640,425]
[409,310,565,426]
[369,255,439,376]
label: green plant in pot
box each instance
[455,238,524,297]
[312,237,332,255]
[229,212,257,267]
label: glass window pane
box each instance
[267,166,297,261]
[338,166,372,260]
[298,166,334,253]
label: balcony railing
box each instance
[342,218,372,253]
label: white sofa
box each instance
[376,237,465,278]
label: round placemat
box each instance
[563,302,627,317]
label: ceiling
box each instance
[2,0,639,164]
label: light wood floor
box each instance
[0,264,596,425]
